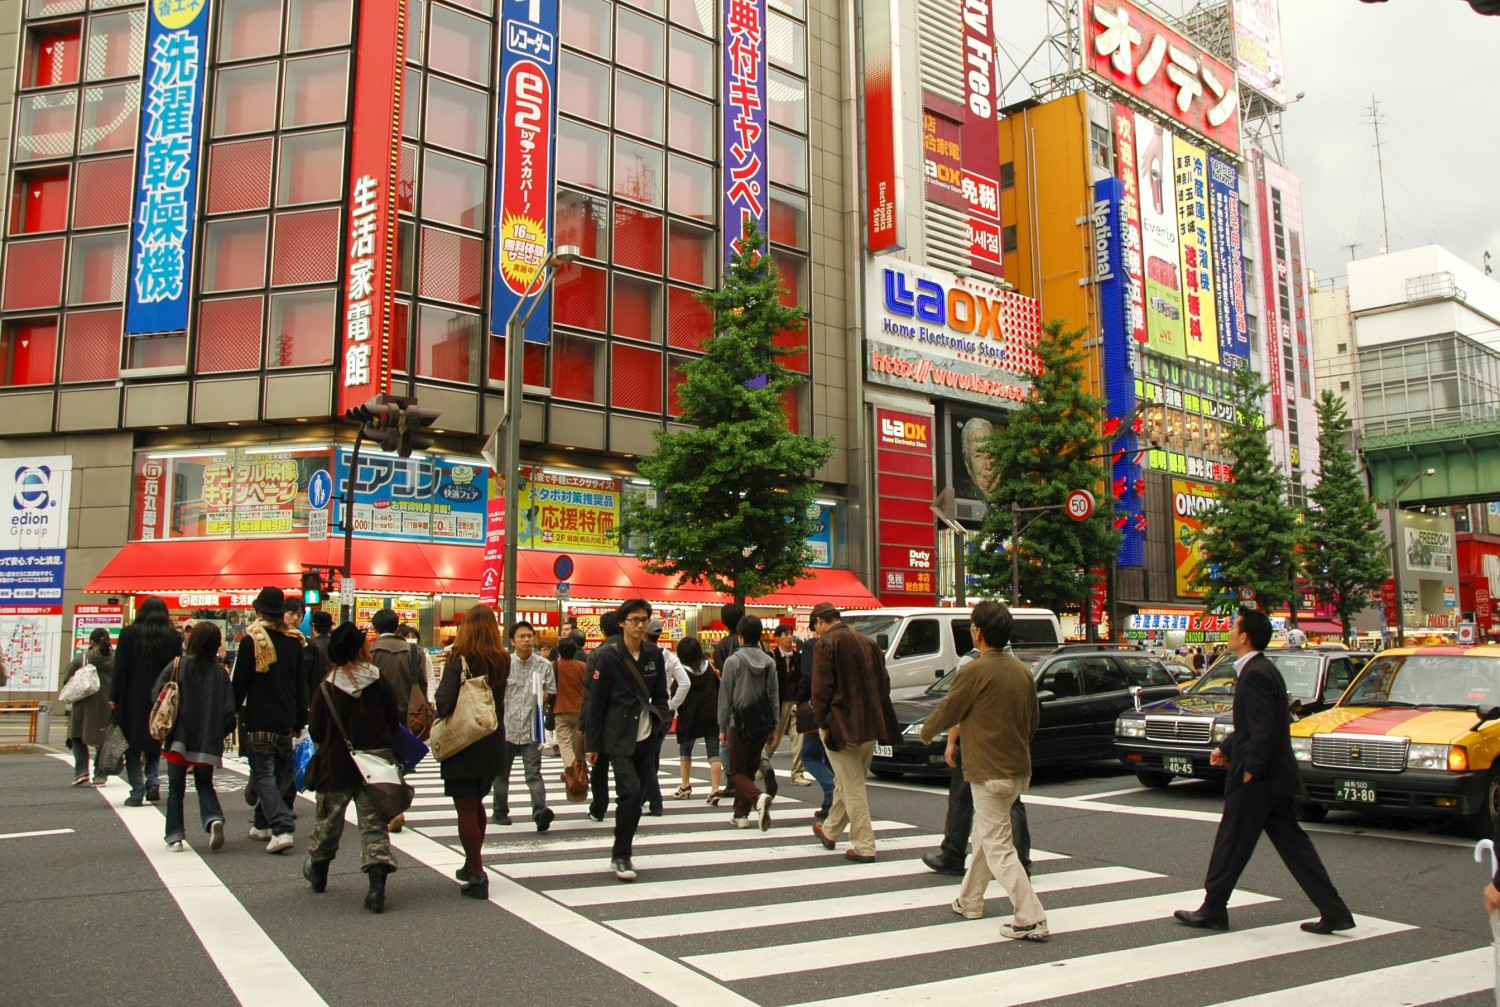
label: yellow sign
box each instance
[154,0,207,29]
[518,469,620,553]
[1174,136,1220,364]
[1172,478,1218,598]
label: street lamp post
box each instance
[1388,466,1436,646]
[500,246,580,640]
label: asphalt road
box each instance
[2,742,1495,1007]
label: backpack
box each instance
[734,687,778,741]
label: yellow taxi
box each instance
[1289,644,1500,837]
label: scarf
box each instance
[245,619,306,672]
[331,661,381,697]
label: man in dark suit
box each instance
[1175,607,1355,934]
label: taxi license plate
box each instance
[873,744,893,758]
[1163,755,1194,776]
[1334,778,1377,803]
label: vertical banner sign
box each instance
[861,0,902,252]
[1252,151,1283,425]
[1134,113,1185,360]
[1113,104,1148,348]
[1208,154,1249,367]
[1094,178,1144,567]
[921,99,964,211]
[123,0,210,336]
[1289,235,1312,399]
[1172,479,1218,598]
[0,457,72,692]
[1172,136,1218,364]
[340,0,407,414]
[492,0,561,343]
[724,0,769,264]
[960,0,1001,276]
[873,410,937,605]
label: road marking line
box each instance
[608,866,1161,940]
[416,807,900,837]
[475,820,918,855]
[787,916,1416,1007]
[1203,946,1493,1005]
[0,828,75,840]
[687,888,1279,981]
[497,833,951,878]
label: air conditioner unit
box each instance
[956,499,987,522]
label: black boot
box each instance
[364,864,391,913]
[303,857,329,893]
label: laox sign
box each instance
[880,415,928,445]
[883,268,1003,339]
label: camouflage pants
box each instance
[307,788,396,872]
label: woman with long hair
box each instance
[434,604,510,899]
[63,628,115,786]
[109,597,182,806]
[156,622,237,852]
[668,636,723,803]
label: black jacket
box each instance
[154,656,237,766]
[772,646,800,702]
[1216,653,1301,798]
[110,622,182,752]
[305,676,401,793]
[794,636,818,704]
[232,628,310,734]
[584,640,669,757]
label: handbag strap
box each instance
[319,681,356,753]
[619,650,653,704]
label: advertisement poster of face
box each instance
[0,457,72,691]
[1233,0,1286,105]
[1173,136,1220,364]
[1207,154,1251,367]
[1134,113,1186,359]
[1171,478,1219,597]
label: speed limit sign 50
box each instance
[1066,489,1095,521]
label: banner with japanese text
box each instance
[335,448,488,545]
[1208,154,1250,367]
[959,0,1001,275]
[1113,104,1148,349]
[1094,178,1145,567]
[1135,113,1185,360]
[1172,136,1219,364]
[723,0,768,265]
[131,448,331,540]
[1,457,72,691]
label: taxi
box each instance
[1289,644,1500,837]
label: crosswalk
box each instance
[393,752,1490,1007]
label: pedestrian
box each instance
[553,632,587,770]
[808,602,900,863]
[308,610,333,660]
[232,586,309,854]
[398,624,436,688]
[584,599,669,882]
[791,625,836,818]
[640,619,681,816]
[369,609,429,832]
[1192,647,1206,671]
[1174,607,1355,934]
[920,601,1048,941]
[109,596,181,807]
[707,603,745,804]
[767,623,806,784]
[157,622,237,854]
[719,615,779,831]
[585,610,622,823]
[435,603,509,898]
[667,635,722,802]
[63,628,115,787]
[493,620,556,832]
[302,623,401,913]
[921,723,1033,879]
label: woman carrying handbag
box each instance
[155,622,237,853]
[63,628,115,787]
[432,603,509,899]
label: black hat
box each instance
[310,610,333,632]
[328,623,366,666]
[252,586,285,616]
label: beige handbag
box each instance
[428,657,498,762]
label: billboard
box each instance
[1208,154,1250,367]
[862,0,902,252]
[1172,478,1218,597]
[922,99,965,212]
[960,0,1002,276]
[1134,113,1185,360]
[1404,526,1455,575]
[1173,136,1219,364]
[132,448,332,540]
[1113,105,1148,348]
[0,457,72,692]
[336,449,488,545]
[1234,0,1286,105]
[1084,0,1240,154]
[123,0,210,336]
[1094,178,1145,567]
[491,0,561,344]
[874,410,936,604]
[724,0,771,261]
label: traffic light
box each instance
[396,402,441,458]
[344,395,402,453]
[301,569,323,605]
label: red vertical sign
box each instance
[960,0,1000,277]
[862,0,902,252]
[1114,103,1148,347]
[338,0,407,415]
[1252,151,1283,425]
[874,409,936,605]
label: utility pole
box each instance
[1366,97,1390,254]
[1342,241,1361,262]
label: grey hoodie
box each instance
[718,644,779,733]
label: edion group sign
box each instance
[874,410,937,605]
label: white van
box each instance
[841,606,1063,700]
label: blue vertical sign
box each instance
[124,0,211,336]
[491,0,561,344]
[722,0,768,267]
[1208,154,1250,368]
[1094,178,1144,568]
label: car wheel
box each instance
[1295,801,1327,823]
[1464,767,1500,839]
[872,769,904,780]
[1134,769,1173,788]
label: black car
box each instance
[1114,647,1364,787]
[871,648,1181,779]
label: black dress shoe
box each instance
[145,786,161,803]
[922,851,966,876]
[1300,915,1356,934]
[1173,909,1229,930]
[460,874,489,899]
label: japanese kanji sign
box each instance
[1112,104,1148,349]
[921,99,964,211]
[1134,112,1185,360]
[723,0,769,265]
[123,0,210,336]
[960,0,1001,276]
[1173,136,1219,364]
[1085,0,1240,154]
[492,0,560,343]
[1207,153,1250,367]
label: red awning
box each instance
[1294,620,1346,636]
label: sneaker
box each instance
[534,807,555,833]
[91,779,108,787]
[166,840,186,852]
[1000,920,1050,942]
[732,815,751,829]
[952,898,983,920]
[587,811,605,823]
[145,786,161,803]
[790,774,813,787]
[611,858,637,882]
[208,820,225,852]
[123,796,144,807]
[248,826,272,841]
[492,812,512,826]
[756,792,772,832]
[265,833,295,855]
[71,774,89,787]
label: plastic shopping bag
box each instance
[292,732,315,792]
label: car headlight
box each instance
[1290,737,1312,762]
[1211,723,1234,743]
[903,723,945,741]
[1407,744,1467,771]
[1116,717,1146,738]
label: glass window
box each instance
[1080,658,1128,694]
[667,221,713,286]
[406,0,425,63]
[614,137,663,206]
[767,0,804,18]
[402,68,422,139]
[1037,659,1085,698]
[10,167,70,234]
[420,152,486,230]
[553,261,608,331]
[667,155,713,223]
[446,0,493,13]
[285,0,352,51]
[16,92,78,162]
[668,29,713,96]
[556,120,610,192]
[620,0,664,15]
[427,6,490,85]
[553,331,603,403]
[213,63,278,136]
[277,129,344,205]
[768,70,806,132]
[768,128,807,189]
[267,289,335,366]
[26,22,82,87]
[219,0,283,61]
[417,304,479,382]
[948,619,972,657]
[616,8,664,77]
[396,219,415,293]
[771,248,806,306]
[769,187,807,249]
[615,72,664,141]
[667,352,691,414]
[559,0,612,57]
[611,342,662,411]
[27,0,85,13]
[613,204,662,272]
[84,10,145,80]
[559,52,610,122]
[667,284,711,350]
[669,92,713,158]
[398,142,418,212]
[202,217,267,292]
[668,0,714,36]
[425,77,488,156]
[281,53,348,127]
[767,12,805,72]
[893,619,940,658]
[66,230,126,304]
[555,188,610,261]
[612,274,662,342]
[78,82,139,155]
[0,320,59,386]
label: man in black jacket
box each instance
[585,611,621,822]
[1175,607,1354,934]
[793,629,836,817]
[232,587,309,854]
[584,599,670,882]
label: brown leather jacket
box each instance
[809,622,900,751]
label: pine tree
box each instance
[1190,366,1303,612]
[619,218,835,606]
[970,319,1120,614]
[1306,390,1389,642]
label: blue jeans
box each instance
[165,762,224,843]
[799,731,836,813]
[124,748,161,801]
[247,735,295,835]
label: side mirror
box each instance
[1036,690,1056,703]
[935,668,945,679]
[1129,685,1143,711]
[1475,706,1500,731]
[875,633,889,652]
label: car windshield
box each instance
[1342,654,1500,710]
[1011,618,1060,647]
[1265,654,1323,699]
[1185,658,1238,695]
[843,616,902,650]
[930,667,960,695]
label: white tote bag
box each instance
[59,662,100,704]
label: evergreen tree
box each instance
[1190,366,1303,612]
[1306,390,1389,642]
[970,319,1120,614]
[619,218,834,606]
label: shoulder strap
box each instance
[619,650,652,701]
[172,657,181,682]
[319,681,355,751]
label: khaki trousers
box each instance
[554,712,582,767]
[958,776,1045,927]
[820,734,876,856]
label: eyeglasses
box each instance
[623,615,650,624]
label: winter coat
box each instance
[370,635,425,721]
[64,647,114,746]
[554,657,586,716]
[232,626,309,734]
[584,640,669,757]
[304,672,401,793]
[809,622,901,751]
[718,645,779,736]
[154,655,237,767]
[674,661,719,742]
[434,652,509,782]
[111,622,183,752]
